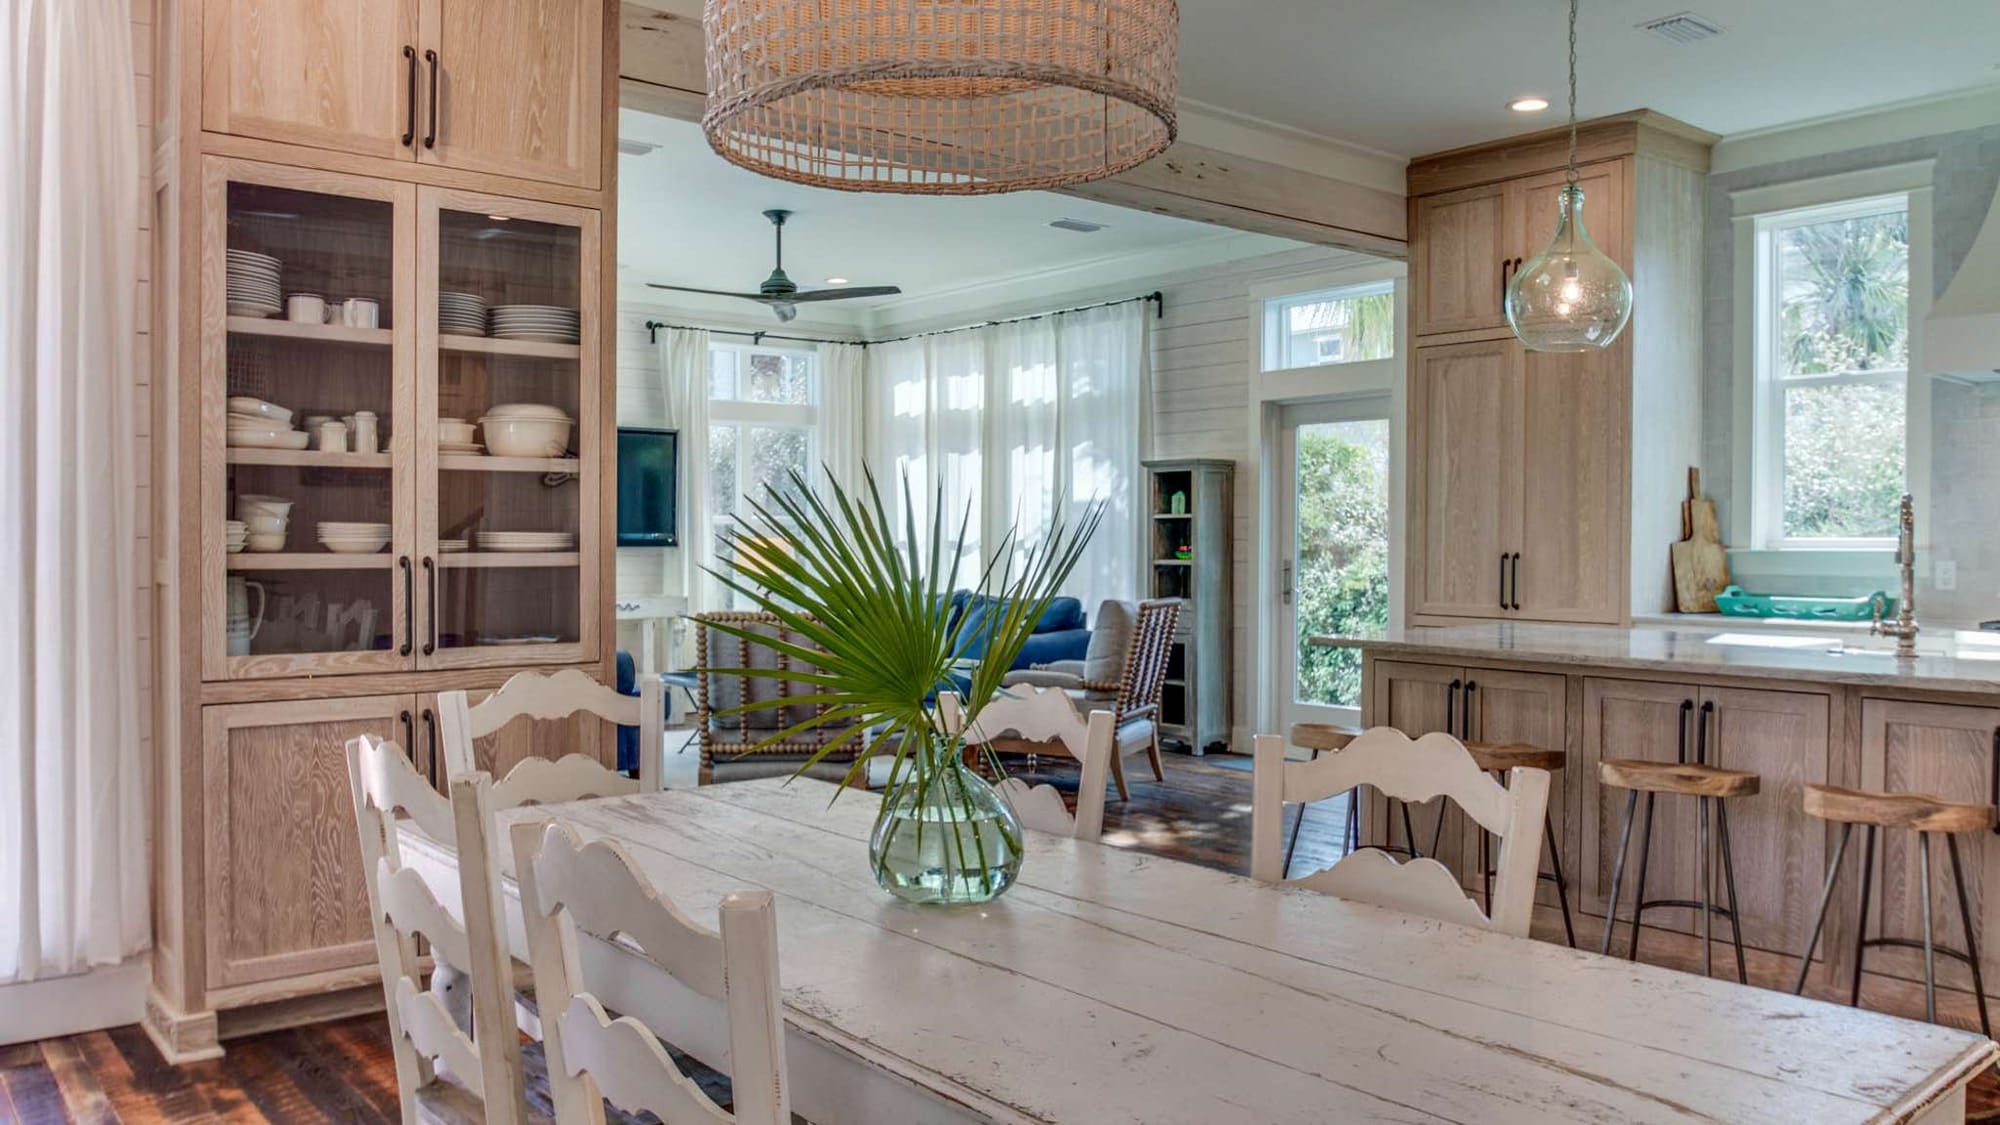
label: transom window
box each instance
[1261,280,1395,372]
[1751,194,1910,547]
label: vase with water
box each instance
[869,732,1023,905]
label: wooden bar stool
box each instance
[1791,784,1994,1035]
[1598,756,1760,982]
[1465,742,1576,948]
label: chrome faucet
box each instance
[1871,493,1920,659]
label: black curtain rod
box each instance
[643,291,1163,347]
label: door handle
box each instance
[423,49,439,149]
[1696,700,1716,767]
[1500,257,1512,305]
[1461,680,1478,739]
[1281,560,1293,606]
[1499,553,1509,611]
[1509,553,1522,611]
[399,710,415,761]
[1675,699,1694,764]
[398,555,413,656]
[401,46,417,147]
[422,557,438,655]
[1446,679,1462,736]
[422,708,439,788]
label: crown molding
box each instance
[1174,97,1408,196]
[1712,85,2000,176]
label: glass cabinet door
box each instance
[204,160,415,680]
[416,189,599,668]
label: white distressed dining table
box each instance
[397,777,1998,1125]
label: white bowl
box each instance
[483,403,572,421]
[235,495,293,518]
[243,513,288,534]
[478,416,573,458]
[227,397,292,425]
[227,428,311,450]
[319,537,390,554]
[437,420,477,445]
[245,531,287,552]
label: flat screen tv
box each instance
[616,427,679,547]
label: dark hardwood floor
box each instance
[4,751,1995,1122]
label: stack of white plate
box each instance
[440,291,488,337]
[317,521,392,554]
[489,305,579,344]
[476,530,577,553]
[224,520,248,554]
[226,250,282,318]
[439,538,469,554]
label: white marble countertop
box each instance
[1312,621,2000,693]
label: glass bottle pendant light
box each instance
[1506,0,1632,352]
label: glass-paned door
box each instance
[417,188,599,668]
[1277,397,1392,730]
[204,159,415,680]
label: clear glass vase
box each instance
[869,738,1024,905]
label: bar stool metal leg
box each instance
[1850,825,1879,1008]
[1400,800,1421,860]
[1543,811,1577,948]
[1919,831,1937,1024]
[1946,834,1992,1038]
[1346,790,1360,854]
[1716,799,1749,985]
[1282,747,1318,878]
[1599,789,1640,956]
[1698,795,1714,978]
[1792,822,1853,995]
[1627,793,1659,962]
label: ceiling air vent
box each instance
[1049,217,1107,233]
[1637,11,1724,44]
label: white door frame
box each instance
[1272,397,1395,739]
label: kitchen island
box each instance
[1312,621,2000,1025]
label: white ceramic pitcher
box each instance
[226,576,266,656]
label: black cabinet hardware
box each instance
[423,557,438,655]
[423,50,439,148]
[1499,554,1509,610]
[422,708,438,787]
[1508,553,1522,611]
[399,710,414,759]
[1696,700,1716,766]
[398,555,413,656]
[1446,679,1462,736]
[1676,699,1694,764]
[1462,680,1478,739]
[402,46,417,147]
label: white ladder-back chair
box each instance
[940,689,1116,841]
[1250,727,1552,938]
[438,669,662,808]
[347,735,526,1124]
[510,819,790,1125]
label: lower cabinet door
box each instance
[1463,670,1569,907]
[1857,698,2000,998]
[1580,677,1700,929]
[201,694,413,997]
[1702,686,1830,955]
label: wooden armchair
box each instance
[1000,597,1182,800]
[694,612,864,784]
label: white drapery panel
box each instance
[0,0,148,983]
[659,327,718,633]
[815,341,868,493]
[865,301,1147,610]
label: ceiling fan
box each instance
[648,209,901,322]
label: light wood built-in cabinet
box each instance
[200,0,602,187]
[1404,114,1711,627]
[151,0,617,1061]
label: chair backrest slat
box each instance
[511,819,791,1125]
[1250,727,1551,938]
[438,669,662,807]
[1119,599,1182,715]
[948,689,1115,842]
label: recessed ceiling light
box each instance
[824,277,849,285]
[1049,217,1107,233]
[1508,96,1551,113]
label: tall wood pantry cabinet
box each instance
[145,0,619,1063]
[1404,112,1715,626]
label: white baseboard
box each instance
[0,957,151,1046]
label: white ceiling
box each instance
[1176,0,2000,157]
[617,110,1297,313]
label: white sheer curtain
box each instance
[658,327,714,663]
[865,300,1147,609]
[815,341,867,492]
[0,0,148,983]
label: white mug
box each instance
[286,293,326,324]
[341,298,380,329]
[317,419,349,453]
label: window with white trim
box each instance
[1261,280,1395,372]
[706,340,818,522]
[1750,194,1911,548]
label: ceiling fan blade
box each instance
[645,283,780,301]
[786,285,903,302]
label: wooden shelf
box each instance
[226,552,394,570]
[1152,512,1193,520]
[227,316,392,348]
[439,455,579,473]
[438,333,579,360]
[438,551,580,568]
[1153,558,1193,566]
[226,448,392,469]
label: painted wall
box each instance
[1701,118,2000,617]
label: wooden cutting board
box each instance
[1672,467,1729,613]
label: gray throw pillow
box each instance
[1084,600,1136,685]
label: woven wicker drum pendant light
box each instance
[702,0,1180,195]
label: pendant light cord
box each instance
[1566,0,1580,187]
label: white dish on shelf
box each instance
[437,419,477,444]
[227,301,282,319]
[479,416,572,458]
[483,403,572,420]
[318,539,390,554]
[235,494,293,518]
[228,396,292,424]
[245,531,286,552]
[438,539,469,554]
[438,441,485,455]
[242,513,288,534]
[490,328,580,344]
[227,430,313,450]
[317,521,390,533]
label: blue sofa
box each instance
[948,591,1091,670]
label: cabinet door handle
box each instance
[398,555,413,656]
[1461,680,1478,739]
[1498,554,1509,611]
[399,710,415,760]
[1696,700,1716,767]
[1500,257,1512,305]
[401,46,417,147]
[1509,553,1522,611]
[423,49,439,149]
[1990,728,1998,835]
[422,708,439,788]
[422,557,438,655]
[1676,699,1694,765]
[1446,679,1462,736]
